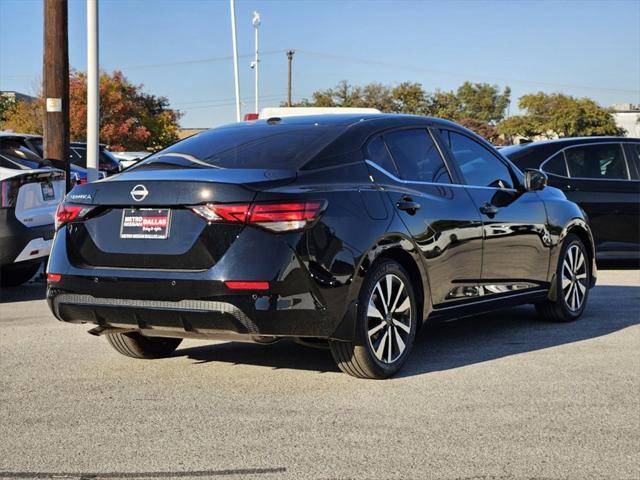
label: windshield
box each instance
[134,124,343,171]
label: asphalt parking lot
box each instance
[0,268,638,480]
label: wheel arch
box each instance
[547,218,597,302]
[564,219,596,286]
[358,234,432,324]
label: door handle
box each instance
[479,202,498,217]
[396,196,421,213]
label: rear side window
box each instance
[383,129,451,183]
[625,143,640,179]
[137,124,342,170]
[565,144,628,180]
[445,131,514,188]
[542,152,568,176]
[367,136,398,176]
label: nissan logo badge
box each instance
[130,184,149,202]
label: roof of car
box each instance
[509,136,637,150]
[0,132,42,140]
[219,113,459,129]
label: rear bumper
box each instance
[47,285,354,340]
[46,225,359,341]
[0,209,54,265]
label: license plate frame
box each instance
[41,181,55,201]
[120,208,172,240]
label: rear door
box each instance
[562,142,640,256]
[438,129,550,288]
[365,128,484,306]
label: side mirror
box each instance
[524,169,547,192]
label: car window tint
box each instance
[565,144,628,180]
[138,124,342,170]
[69,148,87,168]
[446,131,513,188]
[543,152,567,176]
[383,129,451,183]
[0,142,47,169]
[367,136,398,176]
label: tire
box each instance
[106,332,182,359]
[329,259,418,379]
[536,233,590,323]
[0,261,41,288]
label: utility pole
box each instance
[43,0,70,192]
[229,0,241,121]
[251,11,261,114]
[286,50,295,107]
[86,0,99,183]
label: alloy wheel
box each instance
[562,244,588,312]
[366,273,412,364]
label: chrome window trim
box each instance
[540,141,637,182]
[364,159,517,192]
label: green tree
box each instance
[425,82,511,124]
[391,82,428,114]
[498,92,624,139]
[293,80,511,142]
[0,95,16,123]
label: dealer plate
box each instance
[120,208,171,239]
[41,182,55,201]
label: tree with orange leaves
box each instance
[1,70,181,152]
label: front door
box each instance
[561,142,640,258]
[438,129,550,291]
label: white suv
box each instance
[0,141,65,287]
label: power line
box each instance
[296,49,639,95]
[0,50,288,79]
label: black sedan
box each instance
[502,137,640,262]
[46,114,596,378]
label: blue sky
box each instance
[1,0,639,127]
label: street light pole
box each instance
[252,11,260,114]
[229,0,241,122]
[86,0,99,182]
[286,50,295,107]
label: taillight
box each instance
[47,273,62,283]
[55,203,95,230]
[190,200,325,232]
[1,178,20,208]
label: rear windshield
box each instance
[134,124,343,171]
[0,141,50,170]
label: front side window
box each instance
[383,129,451,183]
[445,131,514,188]
[542,152,567,176]
[565,144,628,180]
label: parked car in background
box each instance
[502,137,640,261]
[47,114,596,378]
[69,142,122,176]
[0,139,65,287]
[111,151,150,169]
[0,133,105,185]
